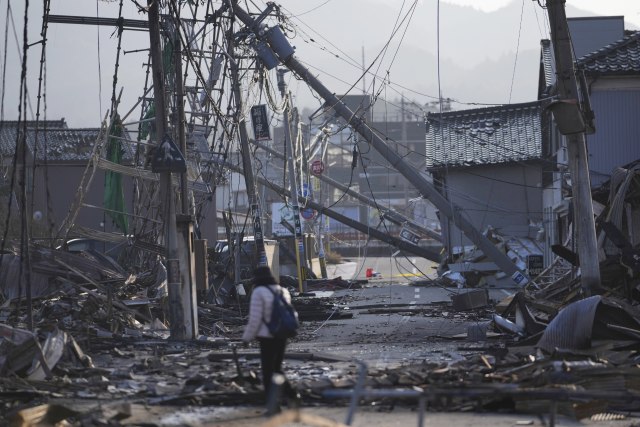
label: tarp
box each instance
[103,115,128,234]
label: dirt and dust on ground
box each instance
[2,251,640,426]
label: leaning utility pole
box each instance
[546,0,600,296]
[147,1,185,339]
[232,5,530,286]
[228,2,268,268]
[278,69,308,292]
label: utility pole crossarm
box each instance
[47,15,149,29]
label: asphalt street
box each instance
[189,281,627,427]
[292,281,513,366]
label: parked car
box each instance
[57,238,128,262]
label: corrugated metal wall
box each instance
[587,89,640,187]
[441,163,543,248]
[568,17,624,59]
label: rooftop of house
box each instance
[539,39,555,98]
[425,101,544,169]
[539,29,640,95]
[0,120,133,161]
[578,31,640,75]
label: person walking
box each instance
[242,265,298,411]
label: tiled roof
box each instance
[0,120,68,157]
[45,128,109,161]
[540,31,640,84]
[540,39,555,96]
[577,31,640,75]
[0,121,133,161]
[425,101,543,169]
[0,119,67,128]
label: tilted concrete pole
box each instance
[148,1,185,338]
[232,5,529,286]
[546,0,600,296]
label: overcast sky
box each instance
[447,0,640,20]
[1,0,639,127]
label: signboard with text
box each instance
[271,202,293,236]
[250,105,271,141]
[399,226,420,245]
[527,254,544,276]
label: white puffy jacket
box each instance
[242,284,292,342]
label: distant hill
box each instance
[4,1,637,126]
[284,0,638,113]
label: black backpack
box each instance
[264,286,299,339]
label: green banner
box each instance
[104,115,129,234]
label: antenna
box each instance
[361,45,366,95]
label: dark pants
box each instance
[258,337,294,400]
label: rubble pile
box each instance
[0,243,359,423]
[2,215,640,425]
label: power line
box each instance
[291,0,333,18]
[96,0,103,119]
[509,0,525,104]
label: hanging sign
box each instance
[399,226,420,245]
[292,205,303,237]
[250,105,271,141]
[251,203,267,265]
[310,159,325,176]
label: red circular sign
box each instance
[310,160,325,176]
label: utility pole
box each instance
[228,3,268,269]
[147,0,185,339]
[545,0,600,296]
[278,69,308,293]
[232,4,530,286]
[173,17,199,339]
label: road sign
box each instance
[301,207,316,220]
[299,183,312,198]
[399,226,420,245]
[151,134,186,173]
[310,159,325,176]
[279,204,294,220]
